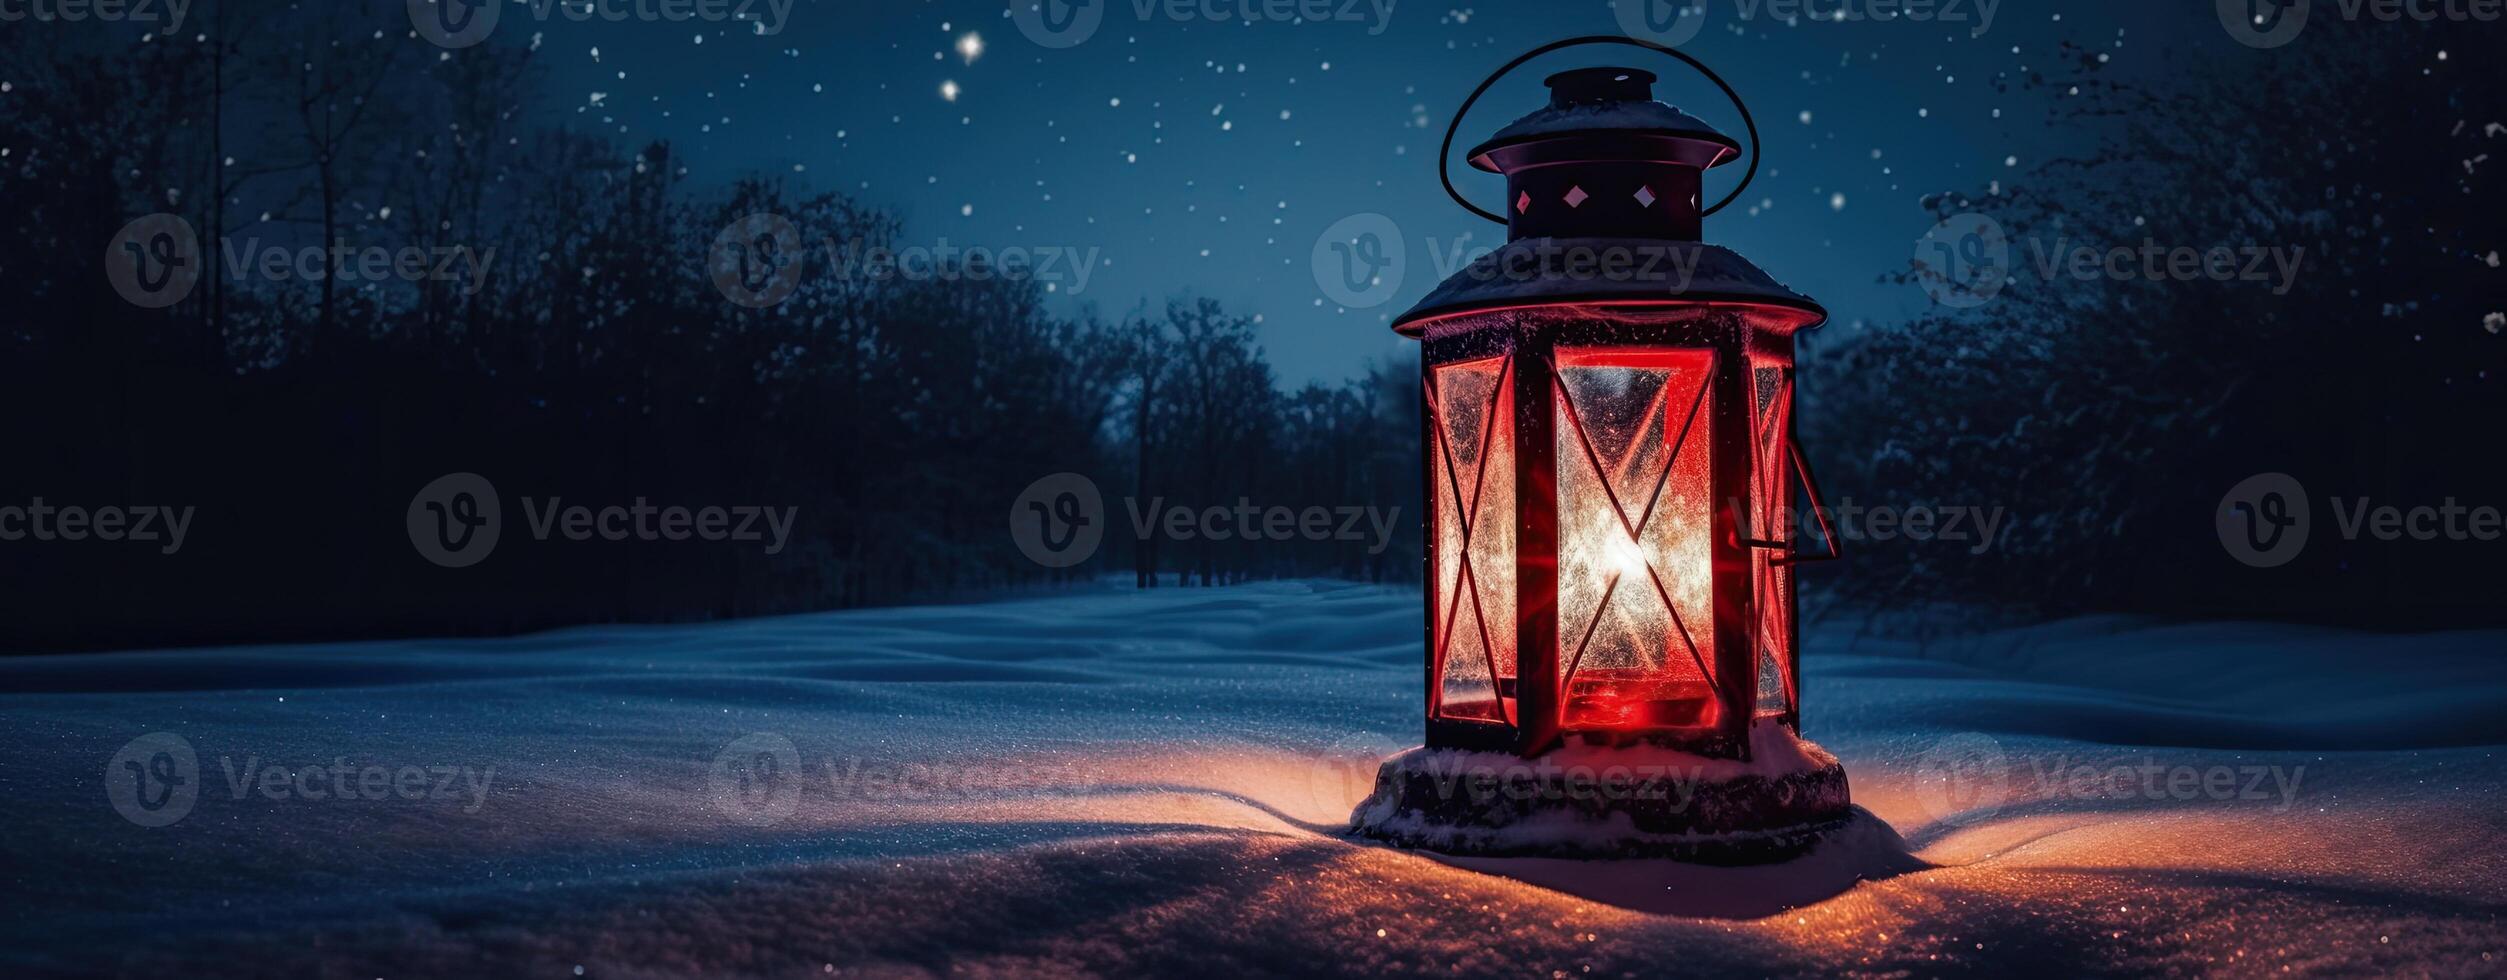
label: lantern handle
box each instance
[1440,35,1762,226]
[1744,416,1846,566]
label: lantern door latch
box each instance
[1743,436,1843,566]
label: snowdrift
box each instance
[4,582,2503,976]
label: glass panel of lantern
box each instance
[1428,355,1516,725]
[1554,348,1719,734]
[1403,58,1835,757]
[1750,362,1799,721]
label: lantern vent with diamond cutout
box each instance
[1349,45,1855,863]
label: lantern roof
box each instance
[1393,237,1827,336]
[1396,59,1824,336]
[1465,68,1742,173]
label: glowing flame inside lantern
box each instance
[1551,349,1720,732]
[1604,525,1652,582]
[1399,48,1835,766]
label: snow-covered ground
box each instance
[4,581,2503,976]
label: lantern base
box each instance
[1348,725,1852,864]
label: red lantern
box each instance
[1356,39,1851,860]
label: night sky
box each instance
[517,1,2214,387]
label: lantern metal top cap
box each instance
[1465,67,1742,173]
[1394,42,1819,336]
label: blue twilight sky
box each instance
[510,0,2233,387]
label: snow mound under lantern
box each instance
[1349,722,1852,864]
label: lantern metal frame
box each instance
[1411,304,1839,761]
[1396,38,1842,762]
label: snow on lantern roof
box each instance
[1392,238,1828,337]
[1396,52,1818,336]
[1465,67,1742,173]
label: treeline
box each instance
[8,5,2495,652]
[0,3,1418,653]
[1804,16,2505,628]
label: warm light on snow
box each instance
[8,583,2505,973]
